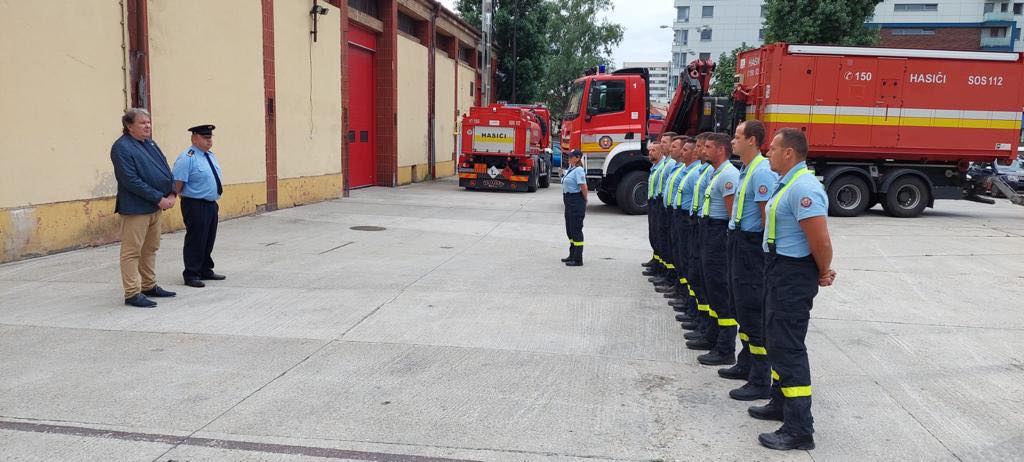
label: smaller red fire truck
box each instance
[458,104,553,192]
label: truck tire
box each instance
[827,175,870,217]
[539,164,551,189]
[882,176,929,218]
[616,170,649,215]
[527,166,539,192]
[597,190,618,205]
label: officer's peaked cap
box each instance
[188,124,216,135]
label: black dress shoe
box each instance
[565,260,583,267]
[642,269,657,276]
[717,364,750,380]
[730,383,772,401]
[201,272,226,280]
[663,291,681,299]
[668,298,687,308]
[642,260,655,268]
[683,330,704,340]
[561,257,573,262]
[758,430,815,451]
[142,286,176,298]
[675,313,693,322]
[124,294,157,308]
[680,320,699,330]
[698,351,736,366]
[185,279,206,288]
[685,338,714,350]
[654,285,674,293]
[748,401,785,421]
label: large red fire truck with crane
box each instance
[561,44,1024,217]
[458,104,553,192]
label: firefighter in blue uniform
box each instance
[683,133,715,349]
[172,124,226,288]
[722,120,778,400]
[642,139,664,271]
[561,150,588,266]
[648,133,678,289]
[643,136,671,277]
[656,135,688,300]
[694,133,740,366]
[665,137,699,317]
[748,128,836,451]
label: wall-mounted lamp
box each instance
[310,0,329,42]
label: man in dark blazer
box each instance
[110,108,178,308]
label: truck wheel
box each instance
[527,167,539,192]
[597,190,618,205]
[616,170,649,215]
[882,176,929,218]
[827,175,870,217]
[539,164,551,189]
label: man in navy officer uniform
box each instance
[561,149,588,266]
[748,128,836,451]
[172,124,226,288]
[722,120,778,401]
[694,133,740,366]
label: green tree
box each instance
[542,0,623,115]
[711,43,754,97]
[456,0,556,104]
[762,0,883,46]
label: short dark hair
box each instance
[707,133,733,156]
[661,131,678,139]
[740,120,766,147]
[695,132,710,142]
[776,128,808,159]
[671,135,688,144]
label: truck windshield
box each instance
[564,82,585,120]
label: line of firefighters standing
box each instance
[644,121,837,451]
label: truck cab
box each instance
[561,68,652,214]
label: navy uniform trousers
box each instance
[181,196,219,281]
[686,215,708,326]
[670,209,695,311]
[764,252,819,437]
[699,219,736,354]
[728,230,770,385]
[564,192,586,262]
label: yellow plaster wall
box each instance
[148,0,267,199]
[435,52,457,176]
[278,174,344,209]
[457,63,477,119]
[397,36,429,168]
[0,1,126,209]
[274,1,343,188]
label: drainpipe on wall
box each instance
[427,3,439,181]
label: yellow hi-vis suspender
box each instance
[663,165,687,207]
[674,162,703,207]
[700,165,728,218]
[690,166,712,213]
[733,155,766,226]
[766,167,812,248]
[647,161,665,199]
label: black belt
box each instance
[564,191,582,195]
[182,196,217,203]
[766,252,815,263]
[700,217,729,226]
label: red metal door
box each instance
[809,56,841,147]
[873,58,906,148]
[347,28,376,188]
[834,58,878,147]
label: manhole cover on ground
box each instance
[350,226,386,231]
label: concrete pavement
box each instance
[0,178,1022,461]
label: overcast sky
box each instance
[436,0,673,67]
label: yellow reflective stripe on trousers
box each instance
[707,308,719,318]
[733,155,766,226]
[766,168,811,245]
[781,386,812,398]
[571,241,585,247]
[690,166,712,213]
[697,303,710,312]
[738,333,750,342]
[689,288,696,296]
[679,277,688,284]
[749,345,768,355]
[665,263,676,269]
[701,166,727,218]
[771,369,780,381]
[717,318,738,326]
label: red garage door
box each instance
[347,26,376,188]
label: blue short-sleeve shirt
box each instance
[670,161,700,208]
[702,161,740,219]
[562,165,587,193]
[172,146,223,201]
[653,158,676,198]
[662,160,688,207]
[762,161,829,257]
[686,163,712,216]
[729,155,779,231]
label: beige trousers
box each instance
[119,211,162,299]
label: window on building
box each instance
[587,80,626,115]
[1002,2,1010,12]
[891,28,937,35]
[702,5,714,18]
[700,28,712,41]
[676,29,688,45]
[991,27,1008,37]
[398,11,420,38]
[895,3,938,12]
[985,3,996,13]
[436,33,453,53]
[349,0,379,18]
[761,5,768,18]
[759,29,765,40]
[677,6,689,22]
[699,52,711,61]
[1015,3,1023,14]
[459,46,473,64]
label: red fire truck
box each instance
[458,104,553,192]
[737,44,1024,217]
[562,44,1024,217]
